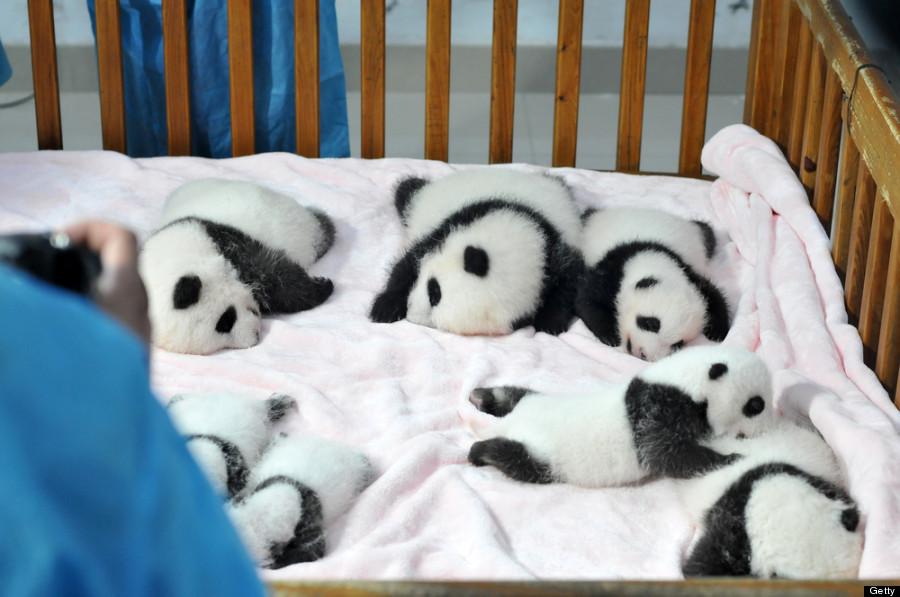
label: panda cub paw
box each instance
[227,433,374,569]
[469,386,532,417]
[468,438,554,484]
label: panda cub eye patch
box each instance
[635,276,658,289]
[463,246,490,277]
[173,274,202,309]
[427,277,442,307]
[670,340,685,352]
[742,395,765,417]
[708,363,729,380]
[636,316,660,333]
[215,306,238,334]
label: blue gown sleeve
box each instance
[0,266,265,597]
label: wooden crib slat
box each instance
[743,0,776,135]
[799,42,826,200]
[786,17,813,171]
[27,0,63,150]
[677,0,715,177]
[832,117,860,281]
[94,0,127,153]
[361,0,386,159]
[489,0,518,165]
[876,220,900,397]
[227,0,255,157]
[425,0,451,162]
[772,1,802,152]
[811,67,844,231]
[845,162,877,324]
[859,190,892,366]
[162,0,191,156]
[295,0,320,157]
[615,0,650,172]
[552,0,584,168]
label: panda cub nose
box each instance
[742,396,765,417]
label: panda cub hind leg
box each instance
[468,437,555,484]
[469,385,533,417]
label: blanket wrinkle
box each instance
[1,131,899,579]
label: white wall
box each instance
[0,0,95,45]
[1,0,891,50]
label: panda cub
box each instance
[468,345,774,487]
[227,433,374,569]
[370,167,584,335]
[679,422,863,578]
[139,178,336,354]
[575,207,730,361]
[166,392,296,498]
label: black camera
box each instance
[0,232,102,296]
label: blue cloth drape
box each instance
[87,0,349,158]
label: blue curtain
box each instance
[87,0,350,158]
[0,37,11,87]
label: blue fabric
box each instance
[86,0,349,158]
[0,266,265,597]
[0,37,11,87]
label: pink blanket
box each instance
[0,124,897,580]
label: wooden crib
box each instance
[24,0,900,594]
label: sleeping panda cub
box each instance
[678,422,863,578]
[468,345,774,487]
[166,391,296,498]
[370,167,584,335]
[139,178,336,354]
[575,207,730,361]
[227,433,374,569]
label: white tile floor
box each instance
[0,89,745,174]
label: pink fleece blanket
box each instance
[0,124,897,580]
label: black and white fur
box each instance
[139,178,336,354]
[468,345,774,487]
[165,392,296,498]
[576,207,730,361]
[678,421,863,578]
[370,167,584,335]
[226,433,374,569]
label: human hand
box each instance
[62,221,151,346]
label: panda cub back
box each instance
[679,420,863,578]
[371,167,584,336]
[397,168,582,248]
[163,178,335,267]
[576,207,729,361]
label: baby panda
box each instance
[226,433,374,569]
[467,345,774,487]
[575,207,730,361]
[139,178,336,354]
[165,392,296,498]
[678,422,863,578]
[369,167,584,335]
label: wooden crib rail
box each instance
[29,0,720,173]
[747,0,900,406]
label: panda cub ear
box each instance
[463,246,489,277]
[173,274,202,309]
